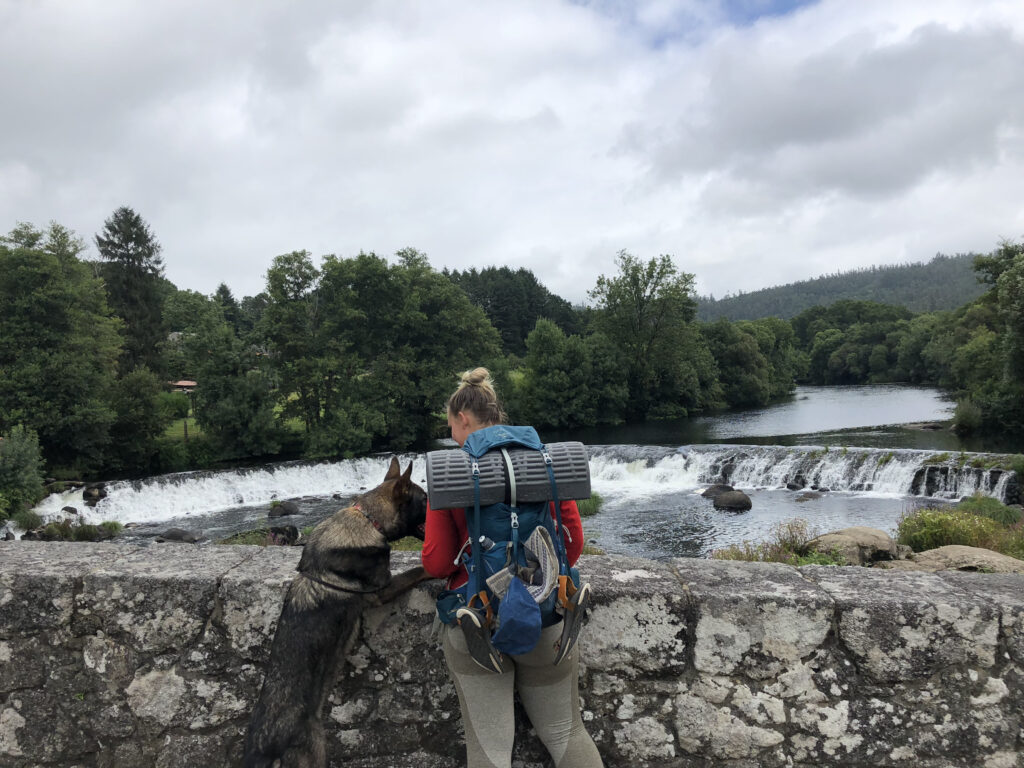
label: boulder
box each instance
[155,528,203,543]
[61,506,79,516]
[807,526,898,566]
[83,483,107,501]
[878,545,1024,574]
[795,491,822,502]
[712,490,752,512]
[269,500,300,518]
[701,484,734,499]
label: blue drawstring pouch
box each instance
[491,577,542,655]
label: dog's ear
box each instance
[384,457,401,482]
[392,461,414,494]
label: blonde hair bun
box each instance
[459,367,491,389]
[448,367,506,425]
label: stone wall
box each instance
[1,541,1022,768]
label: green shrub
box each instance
[576,493,603,518]
[73,524,101,542]
[0,490,8,522]
[957,494,1022,526]
[12,510,43,531]
[391,536,424,551]
[99,521,124,536]
[0,425,45,518]
[877,452,894,467]
[1006,454,1024,477]
[953,399,983,434]
[711,518,846,566]
[896,507,1005,552]
[40,520,75,540]
[219,529,279,546]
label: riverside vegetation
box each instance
[713,494,1024,566]
[2,211,1023,532]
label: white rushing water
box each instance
[32,455,425,525]
[30,444,1016,528]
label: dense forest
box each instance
[697,254,985,321]
[2,210,1023,528]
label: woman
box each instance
[422,367,603,768]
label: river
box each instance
[27,385,1022,559]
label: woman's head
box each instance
[446,367,505,446]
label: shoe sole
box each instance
[553,582,591,666]
[456,608,505,673]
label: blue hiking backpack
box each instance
[425,425,590,655]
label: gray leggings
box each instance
[441,621,604,768]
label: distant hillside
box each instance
[697,253,985,321]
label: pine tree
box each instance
[95,206,167,373]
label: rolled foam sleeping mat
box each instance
[425,441,591,510]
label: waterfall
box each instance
[30,454,424,526]
[27,444,1018,528]
[588,445,1017,501]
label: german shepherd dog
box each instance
[243,458,430,768]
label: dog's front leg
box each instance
[366,566,432,606]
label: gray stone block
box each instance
[800,566,1000,682]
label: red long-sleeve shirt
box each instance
[421,499,585,590]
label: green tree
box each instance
[0,426,45,523]
[582,332,630,424]
[214,282,241,333]
[187,314,284,459]
[95,206,167,373]
[589,251,704,418]
[106,367,175,474]
[701,320,771,408]
[259,248,502,455]
[0,223,121,470]
[995,242,1024,379]
[325,248,503,451]
[161,288,224,380]
[745,317,800,398]
[261,251,323,434]
[448,266,580,355]
[517,319,575,428]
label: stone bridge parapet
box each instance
[1,542,1022,767]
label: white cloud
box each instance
[1,0,1022,304]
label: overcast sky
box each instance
[2,0,1023,303]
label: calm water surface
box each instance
[550,384,1012,452]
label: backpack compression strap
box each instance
[467,459,494,626]
[543,448,578,609]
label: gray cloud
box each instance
[2,0,1022,304]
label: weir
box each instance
[589,445,1020,502]
[1,542,1022,768]
[29,446,1021,528]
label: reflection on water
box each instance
[695,385,953,440]
[549,384,1022,453]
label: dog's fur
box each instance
[243,458,429,768]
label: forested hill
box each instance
[697,253,985,321]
